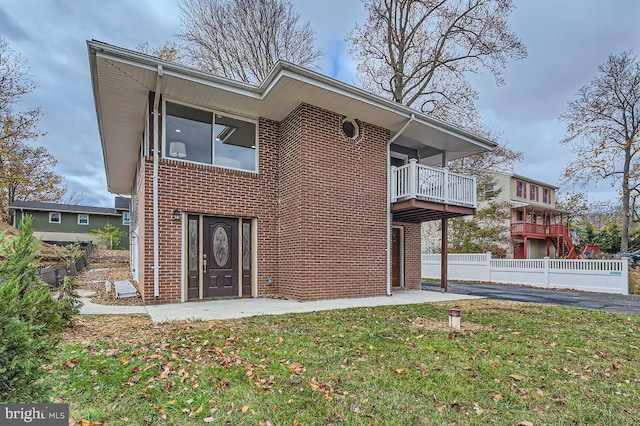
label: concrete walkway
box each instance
[79,289,482,322]
[79,290,147,315]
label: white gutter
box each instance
[153,65,163,298]
[387,113,416,296]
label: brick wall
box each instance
[397,221,422,290]
[278,104,389,300]
[140,118,280,304]
[139,101,395,303]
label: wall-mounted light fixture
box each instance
[173,208,181,221]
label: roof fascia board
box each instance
[10,206,120,216]
[511,174,559,190]
[273,62,497,150]
[90,40,496,151]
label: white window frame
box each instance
[162,99,259,173]
[49,212,61,224]
[390,151,409,166]
[123,211,131,226]
[516,181,526,198]
[77,214,89,225]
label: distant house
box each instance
[9,197,131,248]
[491,173,580,259]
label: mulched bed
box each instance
[88,248,130,265]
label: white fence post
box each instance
[622,257,629,295]
[543,257,550,288]
[486,252,492,281]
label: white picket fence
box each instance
[422,253,629,295]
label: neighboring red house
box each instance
[492,173,596,259]
[87,40,494,305]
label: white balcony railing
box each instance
[391,159,477,208]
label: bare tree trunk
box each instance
[621,145,632,252]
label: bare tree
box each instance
[177,0,323,83]
[0,37,78,223]
[560,51,640,253]
[347,0,526,130]
[136,42,185,64]
[0,37,42,149]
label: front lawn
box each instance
[50,300,640,425]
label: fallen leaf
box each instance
[204,417,215,423]
[493,393,503,402]
[509,374,523,381]
[241,405,249,413]
[289,363,305,375]
[473,403,483,415]
[518,421,533,426]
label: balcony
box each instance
[390,160,477,223]
[511,223,567,239]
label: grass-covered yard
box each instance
[51,299,639,425]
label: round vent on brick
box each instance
[342,118,359,139]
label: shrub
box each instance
[55,243,83,328]
[0,216,61,402]
[89,223,126,249]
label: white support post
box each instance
[390,165,397,202]
[471,175,477,207]
[443,167,449,203]
[408,159,417,199]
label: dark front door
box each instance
[391,227,401,287]
[203,217,238,298]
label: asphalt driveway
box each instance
[422,281,640,315]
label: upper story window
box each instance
[49,212,61,224]
[543,188,551,204]
[516,181,526,198]
[78,214,89,225]
[530,185,539,201]
[122,211,131,226]
[164,101,257,172]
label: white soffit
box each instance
[88,41,495,194]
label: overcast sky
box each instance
[1,0,639,207]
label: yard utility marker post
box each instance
[449,308,461,330]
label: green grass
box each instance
[48,300,640,425]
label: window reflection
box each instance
[165,102,256,172]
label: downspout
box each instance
[386,113,415,296]
[153,65,163,298]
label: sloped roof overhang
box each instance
[88,40,496,194]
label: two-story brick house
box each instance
[88,40,494,304]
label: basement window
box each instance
[342,118,359,139]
